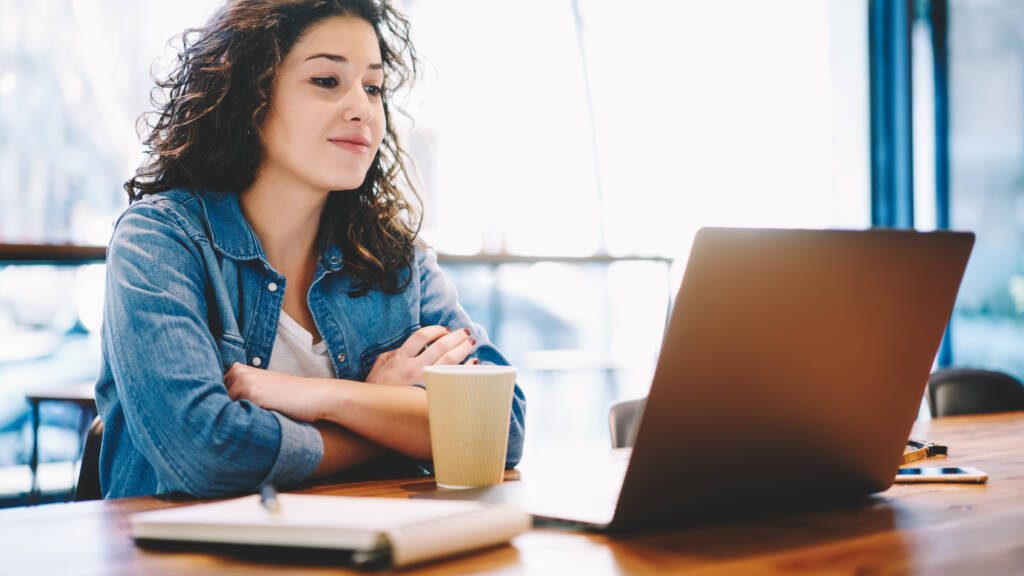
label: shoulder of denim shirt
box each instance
[111,188,264,262]
[412,239,439,271]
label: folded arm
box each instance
[225,325,474,461]
[226,247,526,468]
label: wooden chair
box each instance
[928,368,1024,417]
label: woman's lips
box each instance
[329,138,370,154]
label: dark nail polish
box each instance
[472,358,479,364]
[463,328,471,335]
[470,339,477,346]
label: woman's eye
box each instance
[311,77,338,89]
[364,85,383,97]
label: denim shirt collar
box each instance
[196,189,345,273]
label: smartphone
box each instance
[894,466,988,483]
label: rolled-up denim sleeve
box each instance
[416,247,526,468]
[102,202,322,497]
[264,413,323,487]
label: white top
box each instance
[268,311,337,379]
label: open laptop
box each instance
[421,227,975,531]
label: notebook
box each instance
[130,494,531,567]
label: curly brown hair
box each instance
[126,0,421,296]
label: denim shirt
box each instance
[95,188,525,499]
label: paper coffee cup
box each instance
[423,365,516,489]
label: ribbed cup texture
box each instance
[424,366,516,488]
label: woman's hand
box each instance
[224,363,332,422]
[366,325,477,386]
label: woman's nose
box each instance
[342,85,374,124]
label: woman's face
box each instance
[260,16,386,194]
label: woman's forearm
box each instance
[310,421,386,479]
[223,366,433,461]
[315,379,433,460]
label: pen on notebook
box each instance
[259,483,281,514]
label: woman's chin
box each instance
[320,177,368,193]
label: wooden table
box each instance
[1,412,1022,575]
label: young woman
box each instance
[95,0,525,499]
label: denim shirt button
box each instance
[251,356,262,367]
[336,352,346,362]
[267,282,278,292]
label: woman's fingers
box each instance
[397,325,450,357]
[368,325,478,386]
[224,363,245,399]
[429,333,477,366]
[417,327,473,365]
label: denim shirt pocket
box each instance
[358,323,421,379]
[217,333,247,372]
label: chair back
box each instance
[609,397,646,449]
[928,368,1024,417]
[74,416,103,501]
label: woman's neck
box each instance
[239,164,329,272]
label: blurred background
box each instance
[0,0,1021,506]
